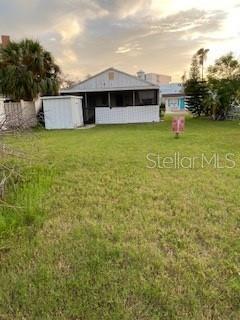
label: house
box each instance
[137,70,171,85]
[61,68,160,124]
[160,83,185,112]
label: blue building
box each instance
[160,83,185,112]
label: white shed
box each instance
[42,96,83,129]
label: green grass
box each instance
[0,118,240,319]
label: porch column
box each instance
[84,92,88,122]
[133,91,135,106]
[85,92,88,108]
[108,92,111,108]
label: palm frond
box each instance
[0,39,61,101]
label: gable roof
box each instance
[61,67,159,93]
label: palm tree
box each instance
[0,39,60,101]
[196,48,209,81]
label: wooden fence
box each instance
[1,101,37,129]
[4,102,23,128]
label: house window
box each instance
[108,72,114,80]
[168,98,178,109]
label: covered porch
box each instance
[75,89,159,124]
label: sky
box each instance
[0,0,240,82]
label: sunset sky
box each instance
[0,0,239,81]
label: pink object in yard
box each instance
[172,116,185,137]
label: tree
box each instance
[60,74,81,90]
[0,39,61,101]
[196,48,209,80]
[207,53,240,119]
[189,54,201,81]
[184,55,208,116]
[208,53,240,80]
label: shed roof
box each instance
[41,95,83,100]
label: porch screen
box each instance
[136,90,156,105]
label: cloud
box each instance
[116,42,142,55]
[57,17,82,42]
[0,0,238,81]
[95,0,152,18]
[0,0,107,37]
[59,7,227,79]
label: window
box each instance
[168,98,178,109]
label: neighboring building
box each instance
[136,70,185,112]
[160,83,185,112]
[61,67,160,125]
[137,70,171,85]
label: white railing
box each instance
[96,105,160,124]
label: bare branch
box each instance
[0,101,39,206]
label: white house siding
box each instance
[96,105,159,124]
[43,96,83,129]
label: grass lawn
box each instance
[0,118,239,319]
